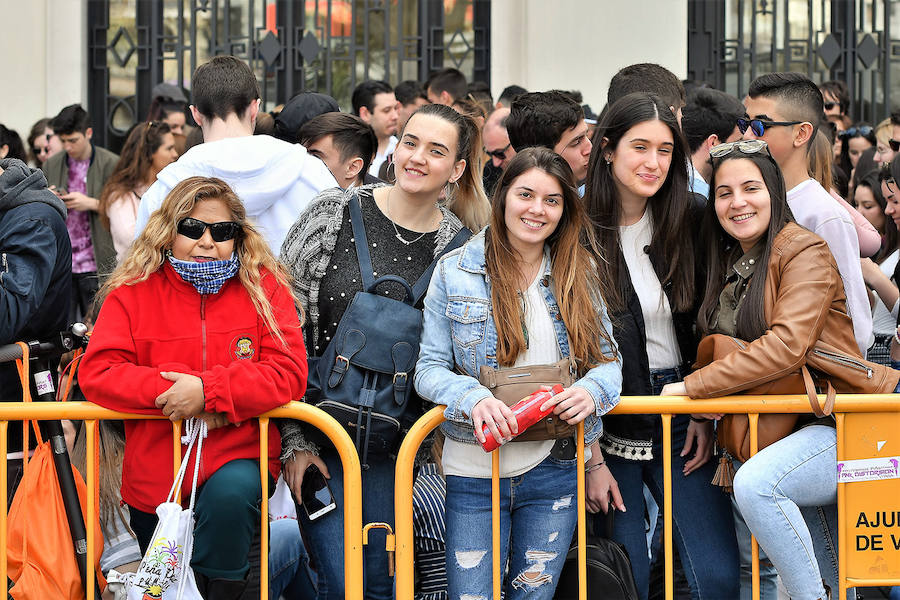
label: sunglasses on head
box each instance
[176,217,241,242]
[736,118,804,137]
[709,139,773,160]
[485,143,511,160]
[890,139,900,152]
[838,126,873,138]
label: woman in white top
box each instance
[583,93,739,599]
[99,121,178,262]
[415,147,621,599]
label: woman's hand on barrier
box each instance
[585,452,625,513]
[540,386,595,425]
[283,450,330,496]
[156,371,205,421]
[197,411,229,431]
[471,397,517,445]
[681,419,714,475]
[660,381,687,396]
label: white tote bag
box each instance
[126,419,208,600]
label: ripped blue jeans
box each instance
[444,453,577,600]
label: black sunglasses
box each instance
[736,118,803,137]
[890,139,900,152]
[823,101,839,111]
[485,143,511,160]
[177,217,241,242]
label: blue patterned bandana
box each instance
[167,253,240,295]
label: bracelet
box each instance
[690,416,711,423]
[585,461,605,474]
[894,328,900,346]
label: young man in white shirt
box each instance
[352,80,399,178]
[134,56,337,252]
[742,72,872,355]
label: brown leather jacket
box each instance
[685,223,900,398]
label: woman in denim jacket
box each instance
[415,148,621,599]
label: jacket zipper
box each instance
[200,295,208,371]
[198,294,208,483]
[812,348,873,378]
[0,253,7,282]
[730,337,747,350]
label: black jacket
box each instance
[600,198,705,460]
[0,159,72,449]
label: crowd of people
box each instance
[2,54,900,600]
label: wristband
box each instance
[690,416,711,423]
[585,461,605,474]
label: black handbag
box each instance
[306,194,469,466]
[554,510,639,600]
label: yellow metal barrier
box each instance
[395,394,900,600]
[0,401,365,600]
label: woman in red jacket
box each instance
[80,176,307,599]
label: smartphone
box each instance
[300,465,336,521]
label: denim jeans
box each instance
[598,368,740,600]
[297,449,395,600]
[733,425,841,600]
[269,518,318,600]
[444,452,578,600]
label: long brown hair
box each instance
[98,176,299,345]
[585,93,695,313]
[486,147,617,368]
[99,121,173,228]
[696,152,794,340]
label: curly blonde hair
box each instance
[98,176,301,345]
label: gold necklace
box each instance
[386,186,430,245]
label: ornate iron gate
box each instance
[688,0,900,125]
[88,0,491,150]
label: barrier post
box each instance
[836,413,847,600]
[259,417,270,598]
[85,419,97,600]
[576,422,586,600]
[394,406,444,599]
[749,413,759,600]
[1,420,7,596]
[661,414,673,600]
[491,449,501,600]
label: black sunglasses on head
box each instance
[484,143,511,160]
[177,217,241,242]
[888,139,900,152]
[736,118,803,137]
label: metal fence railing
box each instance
[395,394,900,600]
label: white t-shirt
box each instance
[442,256,560,479]
[619,209,682,369]
[872,250,900,335]
[369,135,398,177]
[787,179,873,353]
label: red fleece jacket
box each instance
[80,264,307,513]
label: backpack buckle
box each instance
[329,355,351,388]
[392,372,408,406]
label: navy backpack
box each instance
[307,194,469,466]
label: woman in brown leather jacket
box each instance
[662,140,900,600]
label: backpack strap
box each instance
[391,341,415,406]
[348,193,376,292]
[411,226,472,303]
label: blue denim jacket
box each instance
[414,230,621,445]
